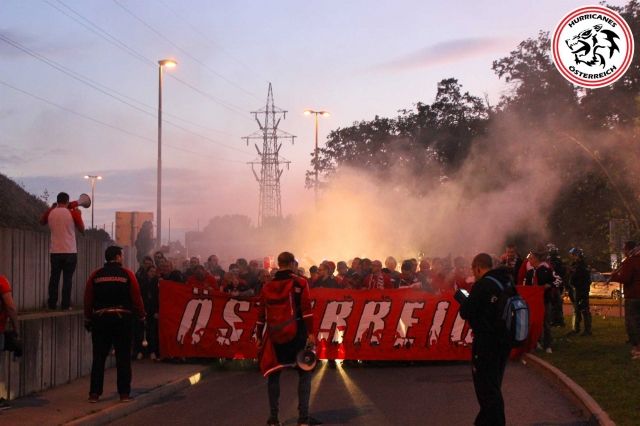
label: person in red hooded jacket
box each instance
[612,240,640,360]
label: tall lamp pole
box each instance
[303,110,330,207]
[157,59,177,250]
[83,175,102,229]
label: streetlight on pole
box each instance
[83,175,102,229]
[157,59,177,250]
[303,110,330,207]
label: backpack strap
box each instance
[486,276,511,291]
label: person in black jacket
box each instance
[547,246,567,327]
[566,248,592,336]
[525,252,560,352]
[459,253,512,426]
[138,265,160,360]
[84,246,146,403]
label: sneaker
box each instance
[580,331,592,337]
[566,330,580,336]
[136,352,143,360]
[150,353,157,360]
[536,342,543,350]
[120,393,134,403]
[61,306,73,311]
[633,353,640,360]
[0,398,11,410]
[266,416,281,426]
[88,394,99,403]
[545,348,553,354]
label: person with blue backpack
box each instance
[459,253,514,426]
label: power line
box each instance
[0,79,248,163]
[112,0,265,102]
[157,0,270,84]
[43,0,255,120]
[0,34,253,156]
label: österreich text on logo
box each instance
[553,5,634,88]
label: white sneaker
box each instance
[536,343,543,350]
[136,352,143,360]
[150,353,157,360]
[545,348,553,354]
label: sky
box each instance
[0,0,629,244]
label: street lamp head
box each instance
[84,175,89,179]
[158,59,177,67]
[97,176,103,180]
[303,110,313,115]
[320,111,331,116]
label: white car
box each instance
[590,272,624,300]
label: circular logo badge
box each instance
[552,5,634,88]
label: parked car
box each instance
[590,272,624,300]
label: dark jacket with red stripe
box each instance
[84,262,146,321]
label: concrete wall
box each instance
[0,311,115,400]
[0,227,114,399]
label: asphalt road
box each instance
[109,360,588,426]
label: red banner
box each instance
[159,282,545,360]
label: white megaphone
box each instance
[296,348,317,371]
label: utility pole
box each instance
[243,84,295,227]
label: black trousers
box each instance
[471,334,511,426]
[48,253,77,309]
[90,316,133,396]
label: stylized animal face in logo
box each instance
[565,24,620,68]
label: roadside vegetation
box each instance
[537,314,640,426]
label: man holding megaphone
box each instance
[41,192,86,311]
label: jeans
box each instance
[48,253,77,309]
[625,298,640,346]
[90,316,133,396]
[267,368,312,419]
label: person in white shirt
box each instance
[40,192,85,310]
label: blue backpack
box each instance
[486,276,529,348]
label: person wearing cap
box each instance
[566,248,592,337]
[611,241,640,359]
[323,261,336,277]
[335,261,348,284]
[363,260,393,290]
[341,268,363,290]
[398,260,431,291]
[84,246,146,403]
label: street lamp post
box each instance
[157,59,177,250]
[303,110,330,207]
[83,175,102,229]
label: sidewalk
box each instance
[0,360,211,426]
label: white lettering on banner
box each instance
[216,299,251,346]
[354,301,392,345]
[394,301,425,347]
[317,301,354,344]
[428,301,450,346]
[177,299,213,345]
[450,310,473,345]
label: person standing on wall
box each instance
[84,246,146,403]
[40,192,85,311]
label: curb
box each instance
[64,365,215,426]
[521,354,615,426]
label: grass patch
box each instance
[536,315,640,426]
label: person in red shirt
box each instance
[363,260,393,290]
[186,265,219,292]
[0,275,18,410]
[41,192,85,310]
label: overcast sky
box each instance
[0,0,628,243]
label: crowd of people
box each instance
[128,242,605,359]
